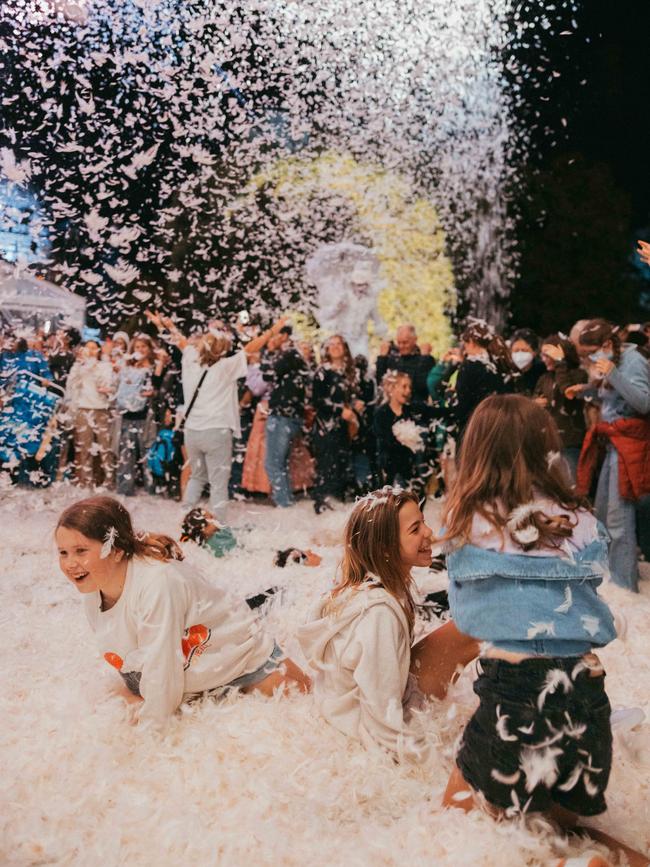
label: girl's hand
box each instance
[594,357,615,378]
[341,406,355,422]
[534,395,548,407]
[443,347,462,363]
[541,343,564,362]
[270,316,289,335]
[145,310,165,330]
[564,384,585,400]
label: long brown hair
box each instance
[56,496,182,562]
[578,318,622,365]
[321,334,357,388]
[462,319,517,378]
[330,487,418,634]
[443,394,588,551]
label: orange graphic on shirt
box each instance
[104,652,124,670]
[182,624,211,669]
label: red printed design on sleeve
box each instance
[182,624,211,669]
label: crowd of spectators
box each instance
[1,311,649,590]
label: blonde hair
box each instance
[330,487,418,634]
[198,331,232,367]
[381,370,411,403]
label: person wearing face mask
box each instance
[570,320,650,592]
[509,328,546,396]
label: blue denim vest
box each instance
[447,524,616,657]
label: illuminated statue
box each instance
[306,241,387,357]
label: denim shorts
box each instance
[225,643,285,691]
[456,655,612,817]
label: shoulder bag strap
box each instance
[179,369,208,431]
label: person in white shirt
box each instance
[297,487,478,763]
[56,496,310,727]
[145,312,287,524]
[64,340,115,488]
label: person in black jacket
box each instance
[374,370,442,495]
[453,320,515,443]
[262,328,310,508]
[311,335,358,514]
[510,328,546,396]
[375,324,435,403]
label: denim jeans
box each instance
[595,447,639,592]
[116,417,151,496]
[264,414,301,507]
[183,427,233,524]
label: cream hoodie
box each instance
[297,584,429,763]
[65,357,114,410]
[84,557,274,725]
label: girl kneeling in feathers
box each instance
[298,487,479,763]
[442,394,648,867]
[56,496,310,727]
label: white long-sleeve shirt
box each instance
[65,357,114,410]
[181,345,247,436]
[83,557,274,725]
[297,584,429,762]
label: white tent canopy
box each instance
[0,269,85,331]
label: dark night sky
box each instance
[509,0,650,331]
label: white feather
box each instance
[495,704,518,742]
[537,668,573,711]
[100,526,117,560]
[554,585,573,614]
[519,745,562,793]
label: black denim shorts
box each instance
[456,655,612,817]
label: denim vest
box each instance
[447,525,616,657]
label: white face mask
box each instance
[512,350,534,370]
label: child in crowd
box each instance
[180,507,236,557]
[441,394,647,867]
[56,496,310,727]
[298,487,478,762]
[274,548,322,568]
[181,506,278,610]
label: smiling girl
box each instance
[298,487,478,762]
[56,496,310,726]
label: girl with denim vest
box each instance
[441,394,648,867]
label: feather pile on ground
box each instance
[1,485,648,865]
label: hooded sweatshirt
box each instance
[297,583,428,763]
[83,556,274,726]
